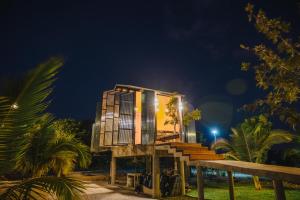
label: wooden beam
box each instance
[196,166,204,200]
[190,160,300,184]
[227,171,235,200]
[273,180,286,200]
[110,157,116,185]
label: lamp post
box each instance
[211,128,219,144]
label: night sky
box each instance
[1,0,299,138]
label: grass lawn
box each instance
[186,181,300,200]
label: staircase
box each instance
[155,142,223,165]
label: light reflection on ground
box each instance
[82,182,154,200]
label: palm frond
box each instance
[0,176,85,200]
[0,58,63,175]
[256,129,294,163]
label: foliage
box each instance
[52,119,86,137]
[164,97,180,134]
[187,181,300,200]
[14,115,91,177]
[0,57,86,199]
[0,176,85,200]
[212,115,294,189]
[241,3,300,130]
[280,135,300,167]
[164,97,201,135]
[183,108,201,127]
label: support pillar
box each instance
[180,160,186,195]
[227,171,235,200]
[152,153,160,198]
[146,156,151,173]
[196,166,204,200]
[110,157,116,185]
[174,157,178,172]
[273,180,286,200]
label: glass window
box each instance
[118,92,134,144]
[114,105,119,118]
[141,90,155,144]
[105,118,113,132]
[107,94,115,106]
[106,106,114,119]
[104,131,112,145]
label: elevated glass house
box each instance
[91,84,196,151]
[90,85,222,198]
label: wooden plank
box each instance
[174,146,209,151]
[190,160,300,184]
[227,171,235,200]
[189,154,223,161]
[183,150,215,155]
[273,180,286,200]
[196,166,204,200]
[170,142,202,147]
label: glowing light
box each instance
[211,128,219,136]
[178,101,183,111]
[11,103,19,110]
[210,127,219,143]
[154,97,159,112]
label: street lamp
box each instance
[210,128,219,143]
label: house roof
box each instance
[114,84,184,96]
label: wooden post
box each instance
[196,166,204,200]
[174,157,178,172]
[152,153,160,198]
[146,156,151,173]
[227,171,235,200]
[273,180,286,200]
[180,160,186,195]
[110,157,116,185]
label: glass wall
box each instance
[141,90,155,144]
[118,92,134,144]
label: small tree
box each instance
[241,3,300,130]
[164,96,201,139]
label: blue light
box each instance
[211,128,219,135]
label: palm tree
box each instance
[14,115,91,178]
[0,58,88,199]
[212,115,294,190]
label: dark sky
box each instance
[1,0,299,138]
